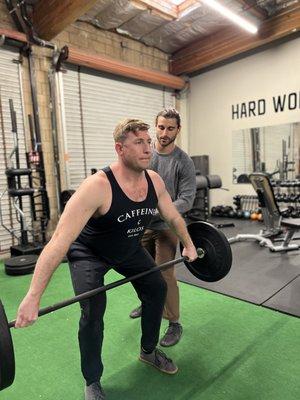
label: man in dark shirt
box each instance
[14,119,198,400]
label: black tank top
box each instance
[74,166,158,264]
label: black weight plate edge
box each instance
[189,222,232,282]
[5,261,36,270]
[4,255,38,268]
[182,221,232,282]
[188,237,218,281]
[180,237,218,281]
[198,226,232,280]
[5,264,35,276]
[0,301,15,390]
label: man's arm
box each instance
[173,156,196,214]
[15,173,108,328]
[149,171,198,261]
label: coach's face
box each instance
[156,116,180,148]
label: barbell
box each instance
[0,221,232,391]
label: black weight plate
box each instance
[180,221,232,282]
[237,174,250,183]
[5,264,35,276]
[0,301,15,390]
[4,255,38,269]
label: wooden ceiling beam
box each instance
[32,0,99,40]
[170,4,300,75]
[0,28,27,43]
[62,46,186,90]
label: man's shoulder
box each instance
[174,146,194,165]
[73,172,110,210]
[147,169,160,180]
[147,169,164,194]
[175,145,191,158]
[94,169,109,182]
[83,170,110,192]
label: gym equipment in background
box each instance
[229,173,300,252]
[0,99,50,270]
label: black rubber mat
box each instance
[263,274,300,317]
[177,218,300,316]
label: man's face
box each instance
[116,130,152,171]
[155,116,180,147]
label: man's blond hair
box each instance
[113,118,150,143]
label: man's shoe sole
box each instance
[139,356,178,375]
[159,338,181,347]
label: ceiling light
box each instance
[201,0,258,34]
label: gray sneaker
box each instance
[139,348,178,374]
[85,382,105,400]
[160,323,183,347]
[129,305,142,319]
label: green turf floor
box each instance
[0,261,299,400]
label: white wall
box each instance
[188,36,300,206]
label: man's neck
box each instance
[112,162,145,183]
[155,141,176,155]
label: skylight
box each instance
[169,0,186,5]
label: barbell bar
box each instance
[0,221,232,391]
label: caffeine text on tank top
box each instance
[76,166,158,263]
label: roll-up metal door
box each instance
[61,66,175,189]
[0,46,30,255]
[60,67,84,189]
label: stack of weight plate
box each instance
[4,255,38,276]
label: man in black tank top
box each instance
[14,119,198,400]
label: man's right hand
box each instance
[182,244,198,262]
[15,293,40,328]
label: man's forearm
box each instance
[167,215,194,248]
[28,239,68,299]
